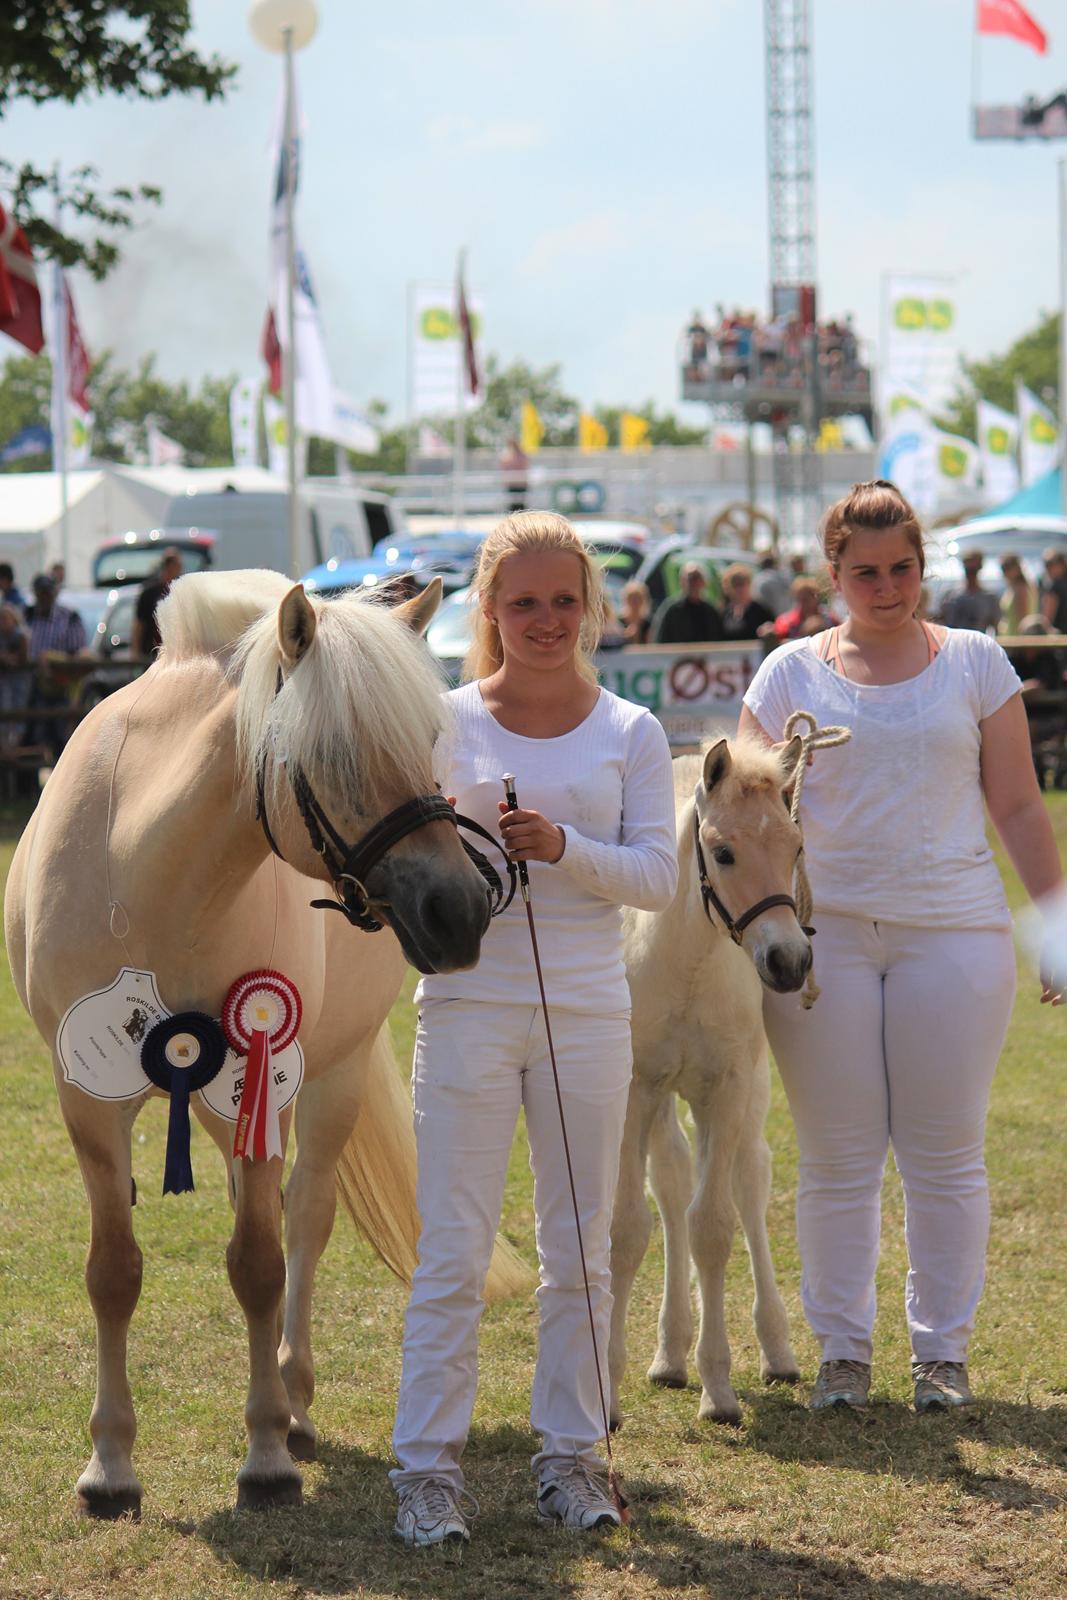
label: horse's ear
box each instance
[702,739,732,794]
[777,734,804,795]
[394,575,442,636]
[278,584,317,665]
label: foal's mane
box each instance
[157,569,447,804]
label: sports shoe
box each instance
[537,1460,621,1530]
[809,1359,871,1411]
[394,1476,477,1547]
[913,1360,973,1412]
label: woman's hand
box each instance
[497,802,566,864]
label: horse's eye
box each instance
[712,846,735,867]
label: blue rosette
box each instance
[140,1012,228,1195]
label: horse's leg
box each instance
[277,1055,363,1461]
[59,1082,145,1519]
[227,1155,302,1509]
[687,1074,747,1425]
[607,1077,660,1431]
[731,1050,799,1384]
[645,1094,695,1389]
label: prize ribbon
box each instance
[140,1012,228,1195]
[221,970,302,1163]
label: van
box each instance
[155,481,404,574]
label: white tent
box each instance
[0,466,174,585]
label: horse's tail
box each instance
[334,1023,533,1301]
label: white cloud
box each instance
[425,113,547,155]
[519,210,636,277]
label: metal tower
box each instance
[764,0,820,549]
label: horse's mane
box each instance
[673,735,787,804]
[157,569,446,804]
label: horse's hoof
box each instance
[764,1368,801,1387]
[698,1398,742,1427]
[76,1486,142,1521]
[236,1475,303,1511]
[609,1413,623,1434]
[648,1369,688,1390]
[287,1427,317,1462]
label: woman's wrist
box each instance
[550,825,566,863]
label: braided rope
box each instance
[781,710,852,1009]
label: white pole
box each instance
[52,170,69,577]
[453,252,466,522]
[1061,160,1067,514]
[283,28,300,575]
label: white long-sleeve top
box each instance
[417,682,678,1014]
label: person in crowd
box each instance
[752,551,793,616]
[998,554,1036,637]
[686,311,709,375]
[651,562,725,644]
[48,561,66,589]
[618,579,652,645]
[390,511,677,1547]
[1040,548,1067,633]
[25,573,87,758]
[0,562,26,614]
[499,437,529,514]
[720,563,775,641]
[0,601,30,748]
[132,548,183,659]
[739,479,1065,1416]
[763,575,831,643]
[940,550,1000,633]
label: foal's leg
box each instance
[645,1095,695,1390]
[731,1050,798,1384]
[688,1072,748,1425]
[59,1081,145,1519]
[227,1154,302,1508]
[608,1077,660,1431]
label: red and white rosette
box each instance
[222,970,302,1162]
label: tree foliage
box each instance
[942,310,1059,438]
[0,3,236,277]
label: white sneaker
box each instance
[537,1460,621,1530]
[394,1476,477,1547]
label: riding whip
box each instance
[501,774,631,1524]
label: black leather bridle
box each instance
[692,801,813,946]
[255,674,515,933]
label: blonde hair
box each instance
[463,511,606,684]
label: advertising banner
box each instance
[1017,382,1059,487]
[977,399,1020,503]
[411,281,484,418]
[881,275,959,413]
[596,643,762,748]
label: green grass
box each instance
[1,799,1066,1599]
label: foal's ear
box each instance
[278,584,317,665]
[702,739,732,794]
[394,575,443,636]
[776,734,804,794]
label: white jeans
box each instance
[390,999,632,1490]
[763,914,1016,1365]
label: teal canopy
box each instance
[976,468,1061,518]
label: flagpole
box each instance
[453,252,466,523]
[283,27,300,576]
[52,167,69,578]
[1060,158,1067,514]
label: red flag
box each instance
[455,255,480,398]
[977,0,1048,54]
[261,306,283,395]
[63,276,91,411]
[0,201,44,354]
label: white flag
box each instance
[881,275,960,413]
[878,407,937,516]
[330,390,379,455]
[411,281,484,417]
[263,392,307,479]
[932,429,981,494]
[976,399,1019,504]
[1016,382,1059,487]
[51,402,92,468]
[146,419,184,467]
[230,378,261,467]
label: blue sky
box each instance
[2,0,1064,421]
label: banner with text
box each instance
[411,281,484,418]
[881,274,959,415]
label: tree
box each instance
[469,356,579,450]
[593,402,707,448]
[1,3,236,278]
[941,310,1059,439]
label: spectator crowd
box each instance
[682,307,869,395]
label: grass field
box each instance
[0,799,1065,1600]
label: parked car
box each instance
[92,530,216,588]
[77,589,144,711]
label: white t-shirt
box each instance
[742,629,1022,929]
[417,682,678,1013]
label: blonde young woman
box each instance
[739,480,1065,1415]
[390,512,677,1546]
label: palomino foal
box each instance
[610,736,810,1426]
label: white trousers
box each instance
[763,914,1016,1365]
[390,999,632,1490]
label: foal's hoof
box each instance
[647,1361,688,1390]
[287,1427,317,1462]
[76,1486,142,1521]
[698,1395,742,1428]
[237,1474,303,1511]
[764,1368,801,1387]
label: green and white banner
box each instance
[1016,382,1059,488]
[881,274,959,415]
[411,281,484,418]
[977,399,1019,504]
